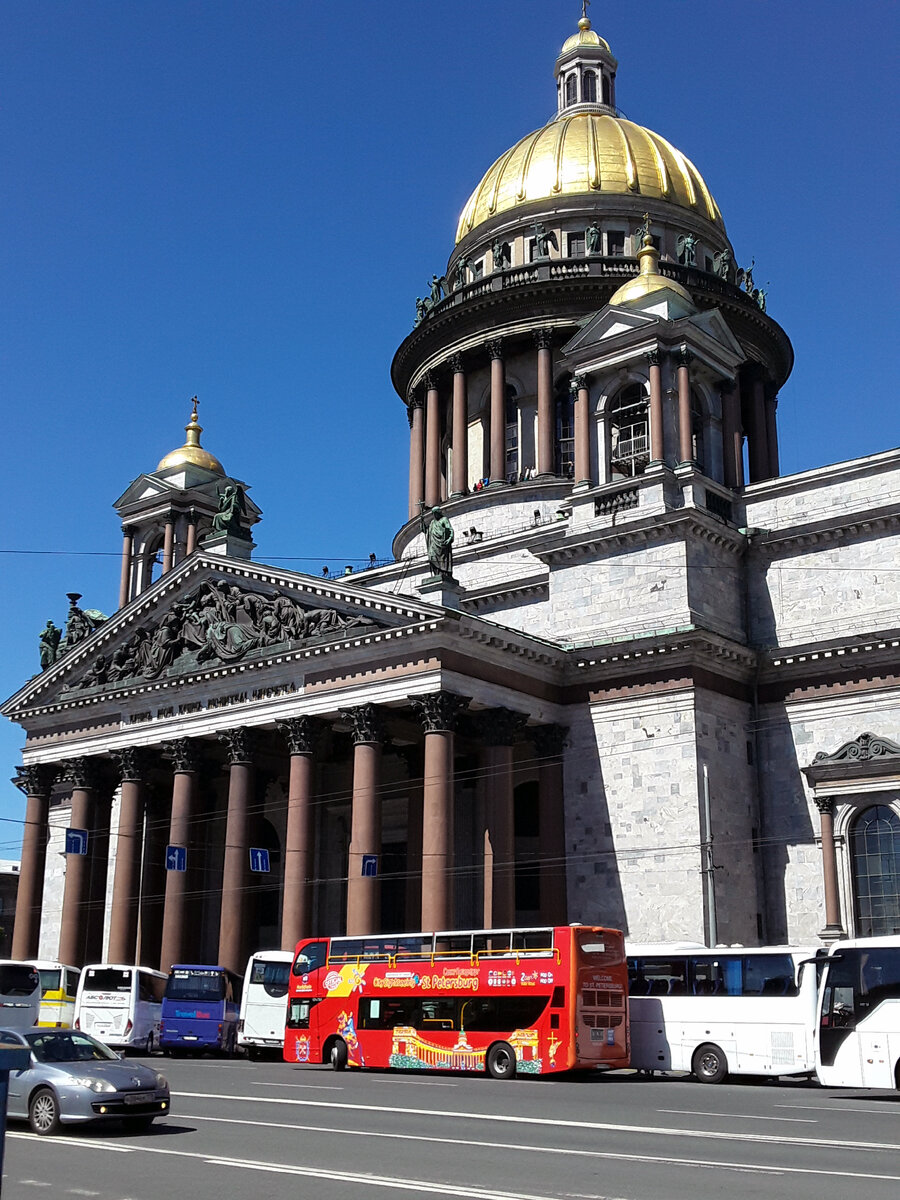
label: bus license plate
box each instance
[590,1027,605,1042]
[125,1092,153,1105]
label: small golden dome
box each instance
[608,228,694,307]
[455,113,722,244]
[560,25,609,54]
[156,398,225,474]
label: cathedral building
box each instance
[4,17,900,975]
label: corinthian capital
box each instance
[339,704,387,746]
[12,763,56,798]
[218,728,257,766]
[277,716,324,757]
[410,691,470,733]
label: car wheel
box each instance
[486,1042,517,1080]
[693,1042,728,1084]
[29,1088,61,1136]
[329,1039,348,1071]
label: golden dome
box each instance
[560,21,609,54]
[156,398,225,475]
[455,113,723,244]
[608,229,694,307]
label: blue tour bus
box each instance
[160,964,242,1055]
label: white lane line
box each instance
[10,1123,900,1189]
[368,1077,459,1087]
[172,1090,900,1154]
[657,1108,817,1124]
[245,1082,344,1090]
[775,1102,900,1115]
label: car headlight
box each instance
[74,1076,117,1093]
[154,1075,169,1091]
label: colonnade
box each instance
[119,508,202,607]
[12,696,568,975]
[406,335,779,518]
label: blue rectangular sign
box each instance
[361,854,378,877]
[65,828,89,856]
[249,847,270,873]
[166,845,187,872]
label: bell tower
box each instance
[112,399,261,607]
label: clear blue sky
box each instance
[1,1,898,854]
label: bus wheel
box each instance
[693,1043,728,1084]
[329,1039,348,1071]
[486,1042,517,1080]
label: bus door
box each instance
[286,941,327,1064]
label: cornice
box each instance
[564,624,758,687]
[754,505,900,554]
[531,506,746,565]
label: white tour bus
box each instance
[0,960,42,1028]
[815,935,900,1088]
[237,950,293,1059]
[75,964,168,1053]
[626,943,819,1083]
[33,961,80,1027]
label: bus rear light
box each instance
[74,1017,80,1030]
[125,1019,133,1036]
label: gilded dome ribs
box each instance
[552,119,569,194]
[615,121,639,191]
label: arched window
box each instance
[851,805,900,936]
[505,385,519,481]
[691,389,705,471]
[602,75,611,105]
[555,379,575,478]
[565,74,577,106]
[582,72,597,103]
[609,383,649,477]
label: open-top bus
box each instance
[285,925,628,1078]
[626,943,819,1083]
[816,935,900,1088]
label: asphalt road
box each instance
[4,1056,900,1200]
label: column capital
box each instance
[12,763,56,798]
[717,376,737,395]
[61,757,101,790]
[339,703,388,746]
[218,727,257,766]
[645,349,661,368]
[111,747,151,784]
[488,338,504,361]
[571,373,589,395]
[676,345,694,368]
[277,716,324,756]
[449,352,464,374]
[531,723,568,758]
[533,328,553,351]
[407,389,424,411]
[121,524,136,537]
[186,507,198,525]
[472,707,528,747]
[410,691,470,734]
[163,737,203,774]
[423,371,437,392]
[814,795,835,816]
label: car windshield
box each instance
[26,1031,119,1063]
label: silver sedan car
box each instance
[0,1028,170,1135]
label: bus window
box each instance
[251,958,291,998]
[165,969,226,1002]
[293,942,327,975]
[473,932,510,955]
[394,935,432,958]
[631,957,688,996]
[512,929,553,953]
[0,965,39,996]
[287,997,319,1029]
[84,968,132,993]
[742,954,798,997]
[37,968,61,997]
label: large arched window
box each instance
[609,383,649,478]
[505,385,519,481]
[565,74,577,106]
[851,805,900,936]
[582,71,597,103]
[555,379,575,477]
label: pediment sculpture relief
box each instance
[70,580,377,690]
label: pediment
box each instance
[562,306,659,356]
[686,308,744,359]
[3,555,444,717]
[113,473,262,520]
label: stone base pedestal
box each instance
[201,531,255,560]
[818,922,846,945]
[418,576,463,609]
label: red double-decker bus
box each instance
[284,925,628,1078]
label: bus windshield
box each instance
[37,968,61,996]
[249,960,290,998]
[165,969,225,1002]
[83,968,132,993]
[0,965,39,996]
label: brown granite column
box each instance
[159,739,201,974]
[407,392,425,521]
[676,347,694,465]
[11,765,55,960]
[218,728,256,977]
[424,372,442,507]
[535,329,554,476]
[720,378,744,488]
[815,796,845,938]
[450,354,468,498]
[411,692,469,931]
[488,339,506,486]
[161,512,175,575]
[277,717,322,951]
[58,758,100,968]
[342,705,386,935]
[765,389,780,479]
[107,748,148,966]
[119,525,135,609]
[573,374,591,486]
[476,709,527,928]
[185,510,198,556]
[743,368,770,483]
[534,725,568,926]
[647,350,664,464]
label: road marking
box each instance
[9,1125,900,1189]
[172,1090,900,1154]
[657,1108,817,1123]
[369,1077,459,1087]
[245,1081,344,1090]
[775,1102,900,1115]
